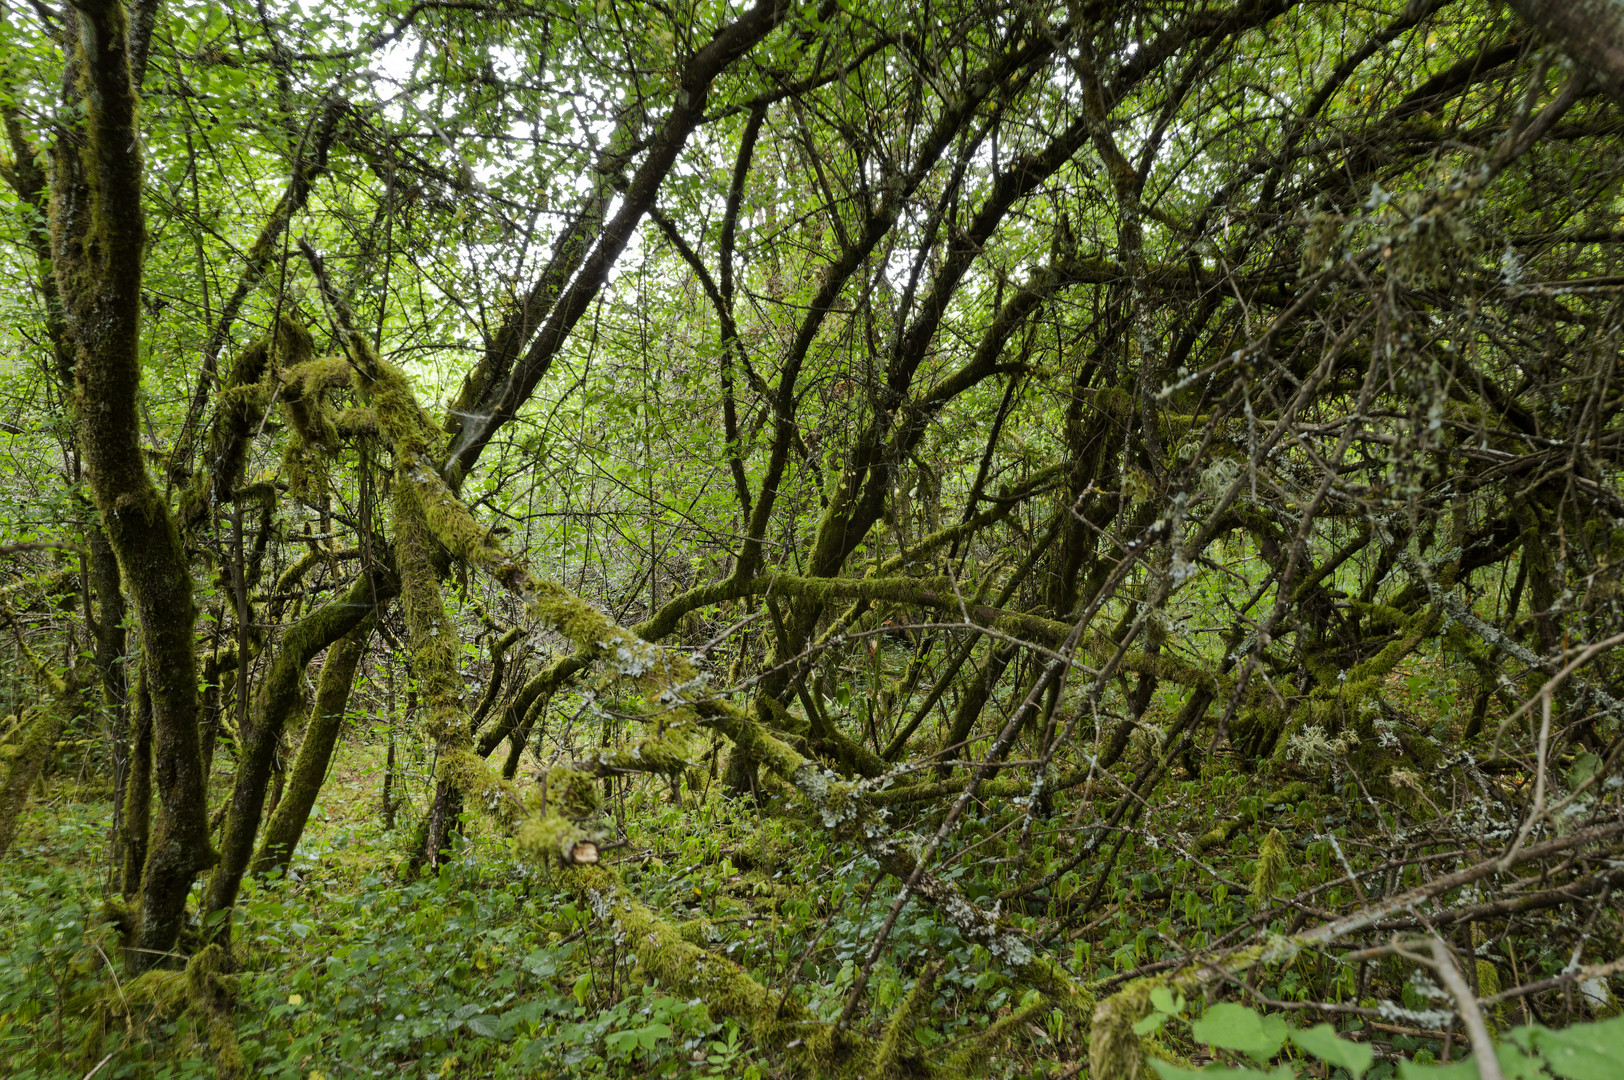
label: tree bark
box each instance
[252,619,373,876]
[1507,0,1624,106]
[203,573,389,929]
[50,0,213,969]
[0,707,66,860]
[119,671,153,898]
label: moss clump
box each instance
[1090,977,1161,1080]
[546,765,602,819]
[0,705,65,860]
[1253,828,1288,902]
[93,944,242,1077]
[866,961,940,1078]
[184,944,244,1078]
[393,475,467,754]
[566,865,859,1070]
[1477,958,1504,1032]
[579,727,698,778]
[281,356,353,449]
[515,812,602,864]
[1192,783,1308,854]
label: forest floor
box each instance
[4,736,1058,1080]
[3,672,1607,1080]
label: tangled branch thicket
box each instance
[2,0,1624,1075]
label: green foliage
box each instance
[5,0,1624,1076]
[1142,1003,1624,1080]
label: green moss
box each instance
[578,726,699,777]
[1253,828,1288,902]
[515,812,603,864]
[1192,783,1309,853]
[94,943,242,1077]
[546,764,603,818]
[0,705,66,859]
[1090,978,1161,1080]
[564,865,856,1069]
[392,476,466,753]
[184,944,243,1077]
[867,961,940,1078]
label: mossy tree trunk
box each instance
[0,707,66,860]
[49,0,212,970]
[252,619,374,877]
[203,574,389,932]
[118,669,153,899]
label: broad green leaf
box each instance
[1528,1014,1624,1080]
[522,948,557,977]
[1496,1044,1554,1080]
[1191,1003,1290,1063]
[464,1013,499,1038]
[1566,752,1601,790]
[1290,1024,1374,1079]
[604,1030,639,1054]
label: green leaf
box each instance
[464,1013,499,1038]
[522,948,557,977]
[1134,1012,1170,1036]
[1496,1043,1556,1080]
[1566,752,1601,790]
[1190,1003,1290,1063]
[1290,1024,1374,1079]
[1151,986,1187,1015]
[1527,1014,1624,1080]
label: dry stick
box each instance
[1493,629,1624,738]
[1414,937,1504,1080]
[1499,690,1554,872]
[1481,954,1624,1007]
[1442,592,1624,727]
[1092,824,1624,1070]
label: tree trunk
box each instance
[119,675,154,900]
[50,0,213,970]
[0,707,66,860]
[252,619,373,876]
[87,525,127,733]
[1507,0,1624,106]
[203,574,384,931]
